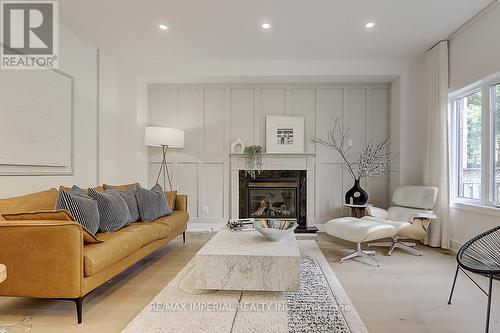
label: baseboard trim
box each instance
[450,239,462,254]
[187,222,226,232]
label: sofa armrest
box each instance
[0,220,83,298]
[175,194,188,212]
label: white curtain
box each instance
[423,41,450,249]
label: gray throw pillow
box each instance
[136,184,172,222]
[117,188,140,222]
[55,186,100,235]
[88,189,132,232]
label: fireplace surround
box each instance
[239,170,306,229]
[230,153,317,233]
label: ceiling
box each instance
[60,0,495,68]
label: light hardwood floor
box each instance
[0,232,498,333]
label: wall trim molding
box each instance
[148,83,390,224]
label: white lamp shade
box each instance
[145,127,184,148]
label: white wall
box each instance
[98,51,119,185]
[448,3,500,249]
[399,53,427,186]
[389,77,401,195]
[0,25,118,197]
[147,82,390,228]
[449,4,500,91]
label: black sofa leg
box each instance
[183,232,186,244]
[74,297,83,324]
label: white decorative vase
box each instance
[231,137,245,153]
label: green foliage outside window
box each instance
[465,92,482,169]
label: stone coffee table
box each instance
[195,229,301,291]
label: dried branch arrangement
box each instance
[311,118,396,181]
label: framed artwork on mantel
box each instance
[265,115,305,153]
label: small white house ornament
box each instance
[231,137,245,153]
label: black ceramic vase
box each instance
[345,179,368,205]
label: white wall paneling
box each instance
[230,88,255,147]
[367,88,390,208]
[204,89,226,162]
[147,83,390,227]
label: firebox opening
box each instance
[239,170,307,230]
[248,180,299,219]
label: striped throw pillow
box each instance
[117,188,140,222]
[55,186,100,235]
[136,184,172,222]
[88,189,132,232]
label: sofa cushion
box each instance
[103,183,139,192]
[83,221,171,277]
[60,185,104,193]
[83,229,145,277]
[88,189,131,232]
[155,211,189,235]
[0,210,103,244]
[55,186,100,235]
[124,221,171,245]
[0,188,57,214]
[136,184,172,222]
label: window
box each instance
[493,84,500,204]
[456,91,482,200]
[451,78,500,208]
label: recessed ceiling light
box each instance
[365,22,375,29]
[261,23,271,30]
[158,24,168,30]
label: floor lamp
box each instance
[145,127,185,191]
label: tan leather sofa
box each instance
[0,187,189,324]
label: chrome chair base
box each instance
[368,237,422,256]
[341,243,380,267]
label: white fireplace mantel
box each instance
[229,153,316,227]
[229,153,316,171]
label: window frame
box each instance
[449,73,500,209]
[489,82,500,206]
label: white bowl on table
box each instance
[253,219,298,242]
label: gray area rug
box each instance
[121,240,368,333]
[284,255,350,333]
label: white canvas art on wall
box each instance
[266,115,304,153]
[0,69,73,175]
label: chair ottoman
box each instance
[325,217,398,266]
